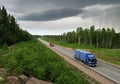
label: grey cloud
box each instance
[1,0,120,21]
[81,5,120,18]
[13,0,120,7]
[19,8,83,21]
[3,0,120,14]
[81,5,120,29]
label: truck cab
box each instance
[86,54,97,66]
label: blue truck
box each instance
[74,49,97,67]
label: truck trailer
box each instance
[74,49,97,67]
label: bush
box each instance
[0,39,89,84]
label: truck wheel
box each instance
[84,62,86,64]
[86,62,88,65]
[88,64,91,67]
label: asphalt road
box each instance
[39,39,120,84]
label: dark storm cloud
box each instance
[19,8,83,21]
[1,0,120,21]
[13,0,120,8]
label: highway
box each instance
[39,39,120,84]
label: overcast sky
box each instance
[0,0,120,35]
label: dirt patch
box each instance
[0,73,53,84]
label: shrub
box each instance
[0,39,89,84]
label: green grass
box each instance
[89,49,120,65]
[42,38,120,66]
[0,38,91,84]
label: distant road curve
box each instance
[38,38,120,84]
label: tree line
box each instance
[44,26,120,48]
[0,6,32,47]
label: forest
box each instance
[0,6,32,47]
[44,26,120,48]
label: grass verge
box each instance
[0,38,90,84]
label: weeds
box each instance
[0,39,90,84]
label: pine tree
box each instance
[89,25,95,46]
[0,6,32,46]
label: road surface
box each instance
[39,38,120,84]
